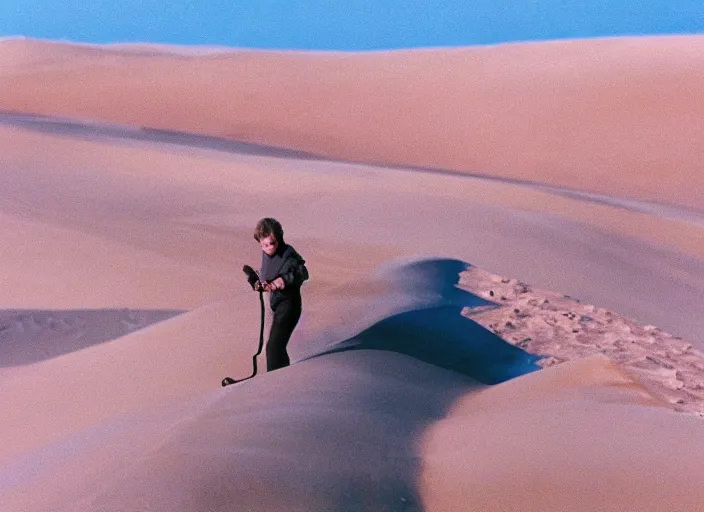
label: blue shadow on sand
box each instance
[0,110,321,160]
[312,258,541,384]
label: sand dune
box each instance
[0,299,263,464]
[2,36,704,210]
[4,337,704,511]
[1,114,702,341]
[1,36,704,511]
[0,308,182,366]
[421,356,704,512]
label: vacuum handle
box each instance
[243,265,261,290]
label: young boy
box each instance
[253,217,309,371]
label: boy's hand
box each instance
[268,277,286,291]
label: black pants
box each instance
[266,298,301,372]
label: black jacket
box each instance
[261,244,309,309]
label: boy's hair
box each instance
[254,217,285,243]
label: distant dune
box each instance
[1,36,704,210]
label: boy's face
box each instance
[260,235,278,256]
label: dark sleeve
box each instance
[280,254,309,288]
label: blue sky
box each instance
[2,0,704,50]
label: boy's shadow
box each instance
[315,258,541,384]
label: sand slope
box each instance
[421,356,704,512]
[4,346,704,511]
